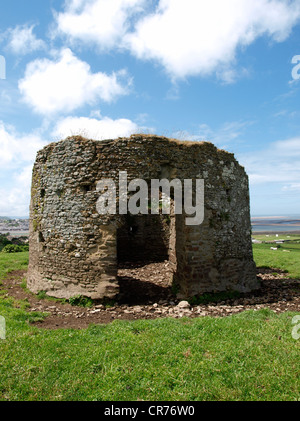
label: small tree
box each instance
[0,234,11,252]
[2,244,29,253]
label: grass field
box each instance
[252,234,300,278]
[0,244,299,401]
[0,252,29,280]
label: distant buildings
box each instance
[0,218,29,235]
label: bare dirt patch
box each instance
[1,263,299,330]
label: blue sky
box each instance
[0,0,300,217]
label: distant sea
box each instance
[2,216,300,235]
[251,215,300,233]
[0,231,29,236]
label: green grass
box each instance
[0,250,299,401]
[252,234,300,242]
[0,304,299,401]
[252,235,300,278]
[0,251,29,282]
[68,295,93,308]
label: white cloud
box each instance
[238,137,300,185]
[237,137,300,214]
[55,0,147,50]
[272,137,300,157]
[0,122,47,217]
[173,120,252,151]
[125,0,300,80]
[0,121,46,168]
[172,128,300,193]
[53,115,142,140]
[0,185,31,217]
[0,164,35,216]
[0,113,149,216]
[5,24,45,55]
[282,183,300,192]
[1,165,35,216]
[54,0,300,81]
[18,48,132,115]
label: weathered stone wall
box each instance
[27,134,259,300]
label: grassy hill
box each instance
[0,243,299,401]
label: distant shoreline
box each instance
[0,231,29,236]
[252,230,300,235]
[251,216,300,234]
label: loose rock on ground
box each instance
[1,262,299,329]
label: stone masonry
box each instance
[27,134,259,300]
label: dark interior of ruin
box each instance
[117,214,170,263]
[116,213,176,304]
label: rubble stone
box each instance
[27,134,258,300]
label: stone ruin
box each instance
[27,134,259,300]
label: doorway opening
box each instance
[116,212,177,304]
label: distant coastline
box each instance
[0,217,29,237]
[251,215,300,233]
[1,215,300,236]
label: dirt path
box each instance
[1,263,299,329]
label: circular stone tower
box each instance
[27,134,258,300]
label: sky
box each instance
[0,0,300,217]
